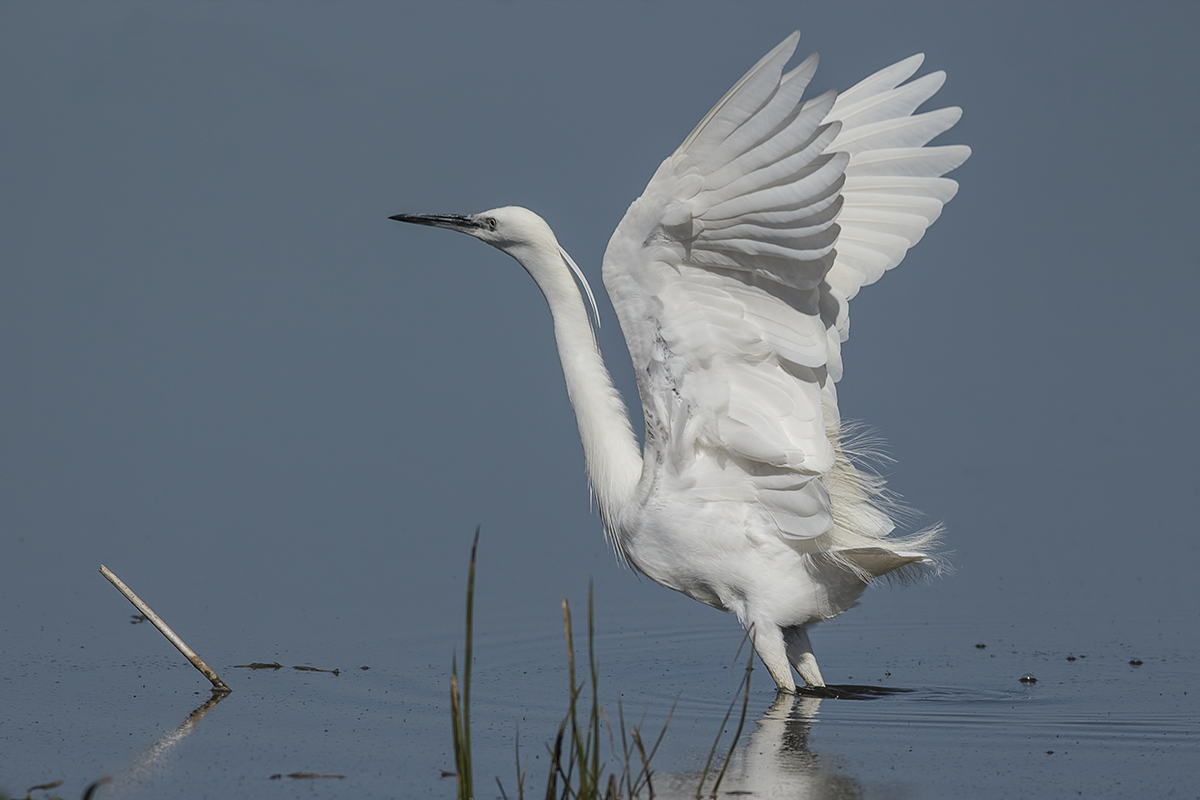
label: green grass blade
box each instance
[587,585,601,790]
[449,527,480,800]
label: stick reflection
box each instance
[103,690,228,796]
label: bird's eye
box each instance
[487,217,497,231]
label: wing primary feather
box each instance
[705,91,839,192]
[704,151,848,220]
[704,52,821,172]
[829,53,925,109]
[832,72,947,131]
[676,32,801,157]
[843,145,971,178]
[831,107,962,154]
[842,174,960,203]
[780,51,820,89]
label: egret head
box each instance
[389,205,556,258]
[390,204,601,328]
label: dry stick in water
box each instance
[99,564,231,694]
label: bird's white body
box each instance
[392,33,968,692]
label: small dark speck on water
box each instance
[975,643,986,649]
[1020,673,1037,684]
[1046,750,1054,755]
[360,666,370,670]
[1129,659,1143,666]
[1067,656,1076,661]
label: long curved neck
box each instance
[514,243,643,535]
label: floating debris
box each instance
[234,662,283,670]
[1066,656,1076,661]
[1020,673,1037,684]
[26,780,64,793]
[975,643,986,649]
[1129,659,1143,666]
[269,773,345,780]
[293,665,340,675]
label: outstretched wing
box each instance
[602,32,969,540]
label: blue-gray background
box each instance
[2,2,1197,796]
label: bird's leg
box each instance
[784,626,825,688]
[748,621,797,693]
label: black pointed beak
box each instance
[388,213,486,231]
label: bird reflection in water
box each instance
[664,687,910,799]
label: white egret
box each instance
[392,32,969,692]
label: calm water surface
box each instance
[3,532,1195,799]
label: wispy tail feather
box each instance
[817,420,949,583]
